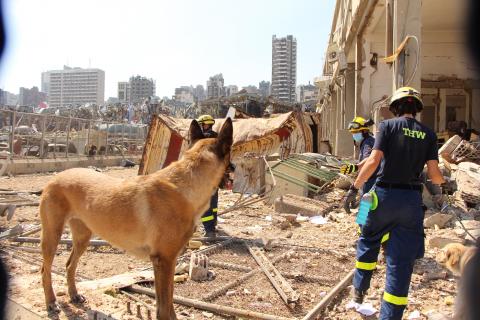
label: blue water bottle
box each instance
[356,193,373,225]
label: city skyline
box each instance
[0,0,335,99]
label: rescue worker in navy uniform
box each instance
[341,117,376,213]
[197,114,219,237]
[343,87,445,319]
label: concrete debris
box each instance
[454,162,480,205]
[0,224,23,240]
[189,253,213,281]
[424,213,452,229]
[428,236,463,249]
[425,311,450,320]
[439,135,480,164]
[0,203,16,221]
[274,194,334,217]
[175,262,189,275]
[422,271,448,282]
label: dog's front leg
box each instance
[150,254,177,320]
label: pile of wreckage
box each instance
[423,135,480,249]
[2,112,479,319]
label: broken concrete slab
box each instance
[428,236,464,249]
[274,194,334,217]
[454,162,480,205]
[77,270,154,291]
[189,253,213,281]
[424,213,453,229]
[455,220,480,230]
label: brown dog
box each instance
[40,118,233,320]
[436,243,476,276]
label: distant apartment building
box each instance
[271,35,297,103]
[41,66,105,108]
[41,72,50,95]
[242,85,259,95]
[129,75,156,104]
[259,81,271,97]
[206,74,225,99]
[18,86,47,106]
[193,85,206,102]
[225,85,238,96]
[117,82,130,103]
[296,83,318,103]
[0,89,18,106]
[175,86,195,103]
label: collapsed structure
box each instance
[316,0,480,157]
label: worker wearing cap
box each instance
[341,117,376,213]
[196,114,219,237]
[345,87,445,319]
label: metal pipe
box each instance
[301,269,355,320]
[128,285,294,320]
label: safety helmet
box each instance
[348,116,374,133]
[197,114,215,125]
[389,86,423,113]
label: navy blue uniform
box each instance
[353,117,438,320]
[200,128,219,233]
[359,135,376,193]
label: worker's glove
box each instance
[343,186,359,214]
[340,163,358,175]
[432,194,446,210]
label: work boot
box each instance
[352,288,366,304]
[204,230,217,238]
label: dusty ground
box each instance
[0,167,461,319]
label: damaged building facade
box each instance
[316,0,480,157]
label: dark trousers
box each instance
[201,189,218,232]
[353,186,424,320]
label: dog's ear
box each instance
[448,249,460,267]
[189,120,204,145]
[215,117,233,158]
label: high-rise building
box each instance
[129,75,156,104]
[18,86,47,106]
[41,66,105,108]
[271,35,297,103]
[194,85,206,102]
[0,90,18,106]
[225,85,238,96]
[117,82,130,103]
[259,81,271,97]
[206,74,225,99]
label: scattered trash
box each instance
[407,310,421,319]
[346,300,377,316]
[217,217,226,223]
[310,216,328,225]
[265,215,272,221]
[296,214,309,222]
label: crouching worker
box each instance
[347,87,445,319]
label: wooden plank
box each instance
[247,245,299,306]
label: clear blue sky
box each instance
[0,0,335,99]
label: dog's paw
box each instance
[70,294,87,304]
[47,302,60,314]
